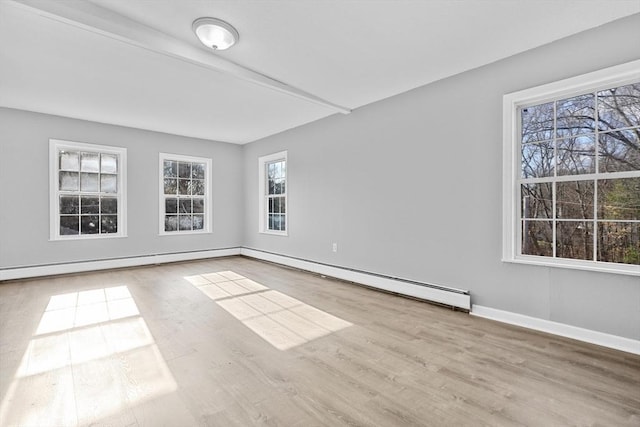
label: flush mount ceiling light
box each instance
[192,17,239,51]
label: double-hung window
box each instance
[258,151,287,235]
[159,153,211,234]
[49,139,127,240]
[503,60,640,275]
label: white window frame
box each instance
[258,151,288,236]
[158,153,212,235]
[49,139,127,240]
[502,59,640,276]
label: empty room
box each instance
[1,1,639,425]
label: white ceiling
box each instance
[1,0,638,144]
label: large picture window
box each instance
[503,60,640,275]
[159,153,211,234]
[258,151,287,235]
[49,139,127,240]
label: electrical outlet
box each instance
[332,243,338,252]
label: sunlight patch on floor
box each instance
[187,271,352,350]
[0,286,177,427]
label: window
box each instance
[258,151,287,235]
[159,153,211,234]
[49,139,127,240]
[503,60,640,275]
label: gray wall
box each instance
[243,14,640,340]
[0,108,243,267]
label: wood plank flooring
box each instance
[0,256,638,426]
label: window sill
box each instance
[502,255,640,276]
[159,230,212,236]
[50,234,127,241]
[259,230,288,237]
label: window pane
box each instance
[164,160,177,178]
[597,177,640,220]
[521,183,552,219]
[268,179,276,195]
[192,179,205,196]
[59,151,79,171]
[598,130,640,173]
[179,199,192,214]
[80,215,100,234]
[268,163,276,180]
[274,196,285,213]
[178,162,191,178]
[165,198,178,214]
[60,216,79,235]
[192,215,204,230]
[81,196,100,214]
[268,197,274,214]
[81,152,100,172]
[521,102,554,143]
[164,178,177,195]
[272,197,279,214]
[557,221,594,260]
[101,197,117,214]
[275,162,282,179]
[59,196,79,215]
[556,135,595,176]
[165,215,177,232]
[101,174,117,193]
[268,214,274,230]
[521,142,554,178]
[597,222,640,264]
[556,93,595,137]
[556,180,594,219]
[521,220,553,256]
[59,171,79,191]
[80,172,99,192]
[597,83,640,131]
[192,199,204,213]
[274,179,282,195]
[192,163,205,179]
[101,154,118,174]
[101,215,118,234]
[272,214,285,231]
[179,215,192,231]
[178,179,191,195]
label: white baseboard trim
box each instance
[0,248,241,281]
[240,248,471,310]
[471,305,640,355]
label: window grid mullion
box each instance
[593,91,599,262]
[552,100,557,258]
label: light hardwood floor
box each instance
[1,256,638,426]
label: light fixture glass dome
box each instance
[192,17,239,51]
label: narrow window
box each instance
[50,139,127,240]
[159,153,211,234]
[503,60,640,275]
[258,151,287,235]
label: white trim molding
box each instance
[158,152,213,235]
[0,248,241,281]
[258,151,288,236]
[471,305,640,355]
[241,248,471,310]
[502,59,640,276]
[50,138,128,240]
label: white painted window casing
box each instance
[258,151,288,236]
[159,153,212,235]
[49,139,127,240]
[502,60,640,276]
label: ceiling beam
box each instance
[7,0,351,115]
